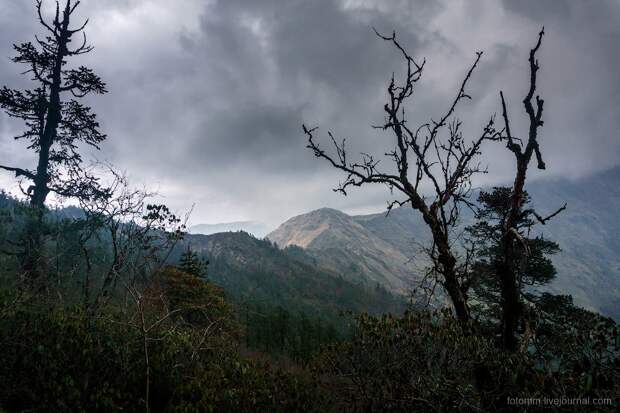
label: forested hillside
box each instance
[177,231,406,325]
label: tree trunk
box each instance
[499,163,527,350]
[444,274,470,324]
[498,260,520,351]
[426,212,470,325]
[20,211,44,284]
[22,28,68,282]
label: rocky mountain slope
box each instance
[267,208,416,292]
[524,167,620,318]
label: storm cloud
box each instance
[1,0,619,228]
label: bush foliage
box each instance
[315,309,619,412]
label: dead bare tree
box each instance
[0,0,108,281]
[497,28,566,350]
[77,168,187,313]
[304,30,502,324]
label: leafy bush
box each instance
[314,309,619,412]
[0,305,147,411]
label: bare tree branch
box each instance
[305,29,503,324]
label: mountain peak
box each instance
[313,207,347,215]
[266,207,414,292]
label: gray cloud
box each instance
[1,0,619,228]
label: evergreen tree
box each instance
[178,245,208,278]
[466,187,559,333]
[0,1,108,281]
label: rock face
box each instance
[267,208,419,292]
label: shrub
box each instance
[314,309,619,412]
[0,292,328,412]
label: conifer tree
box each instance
[466,187,560,336]
[0,0,108,280]
[178,245,208,278]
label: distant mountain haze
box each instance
[189,221,272,238]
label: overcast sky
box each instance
[1,0,619,229]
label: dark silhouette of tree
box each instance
[496,28,566,350]
[466,187,560,342]
[304,30,502,324]
[0,0,108,281]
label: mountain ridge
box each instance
[179,231,406,324]
[189,220,272,238]
[266,166,620,320]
